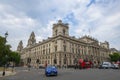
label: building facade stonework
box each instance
[17,20,110,67]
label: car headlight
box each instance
[46,70,51,72]
[53,70,57,72]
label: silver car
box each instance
[111,64,119,69]
[101,62,112,69]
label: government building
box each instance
[17,20,110,67]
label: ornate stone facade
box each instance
[17,20,110,67]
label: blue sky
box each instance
[0,0,120,51]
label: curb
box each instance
[0,71,16,77]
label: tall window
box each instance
[43,50,45,54]
[72,48,74,53]
[63,45,66,52]
[76,48,77,53]
[46,49,48,54]
[49,48,50,53]
[78,49,80,53]
[55,40,57,44]
[64,54,67,64]
[55,30,57,36]
[63,40,66,43]
[55,46,57,52]
[63,29,65,35]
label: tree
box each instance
[109,53,120,62]
[9,51,21,66]
[0,33,11,76]
[0,36,11,66]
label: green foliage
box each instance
[109,52,120,62]
[0,36,11,66]
[9,51,21,65]
[0,36,20,66]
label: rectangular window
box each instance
[49,48,50,53]
[55,46,57,52]
[64,45,66,52]
[72,48,74,53]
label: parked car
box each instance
[45,66,58,76]
[39,66,45,69]
[111,64,119,69]
[98,64,103,69]
[99,62,112,69]
[39,64,45,69]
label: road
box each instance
[0,67,120,80]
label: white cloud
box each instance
[0,3,41,50]
[72,0,120,50]
[0,0,120,50]
[0,7,37,29]
[92,12,120,40]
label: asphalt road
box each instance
[0,67,120,80]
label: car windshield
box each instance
[103,64,109,65]
[47,66,56,69]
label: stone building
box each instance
[110,48,120,54]
[17,20,110,67]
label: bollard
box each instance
[2,71,5,76]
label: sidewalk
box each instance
[0,71,16,77]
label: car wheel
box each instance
[45,73,48,77]
[55,74,57,76]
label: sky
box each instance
[0,0,120,51]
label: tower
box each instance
[17,40,23,52]
[52,20,69,37]
[100,41,109,49]
[27,31,36,47]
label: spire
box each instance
[17,40,23,52]
[30,31,35,38]
[27,31,36,47]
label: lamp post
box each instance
[28,50,31,71]
[64,56,67,68]
[2,32,8,76]
[36,59,39,69]
[54,58,57,66]
[27,58,31,71]
[74,58,77,69]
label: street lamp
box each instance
[27,58,31,71]
[74,58,77,69]
[2,55,8,76]
[54,58,57,66]
[64,56,67,68]
[59,60,61,68]
[27,50,31,70]
[36,59,39,69]
[5,32,8,39]
[2,32,8,76]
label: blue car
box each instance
[45,66,58,76]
